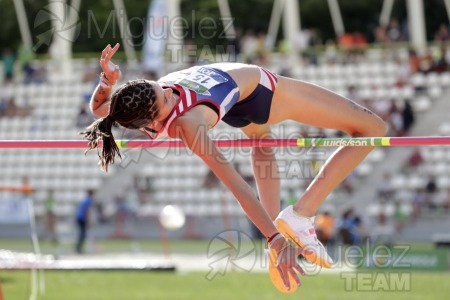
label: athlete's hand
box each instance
[99,43,121,86]
[269,235,307,290]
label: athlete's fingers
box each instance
[100,48,111,71]
[108,43,120,58]
[288,268,301,287]
[101,44,111,60]
[294,263,306,276]
[277,265,291,291]
[105,43,119,61]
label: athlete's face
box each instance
[141,82,176,137]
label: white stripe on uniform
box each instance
[219,87,240,118]
[258,68,273,91]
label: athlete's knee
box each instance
[350,115,388,137]
[363,117,388,137]
[371,116,389,137]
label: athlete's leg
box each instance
[269,76,388,216]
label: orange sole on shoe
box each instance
[275,218,332,268]
[268,249,298,293]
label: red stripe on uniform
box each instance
[266,69,278,83]
[262,69,275,91]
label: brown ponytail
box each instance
[81,115,121,172]
[82,79,157,171]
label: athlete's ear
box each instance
[163,88,173,99]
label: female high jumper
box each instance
[82,43,387,292]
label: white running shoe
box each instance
[275,205,333,268]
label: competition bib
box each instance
[176,67,228,95]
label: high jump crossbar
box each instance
[0,137,450,148]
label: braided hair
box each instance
[81,79,158,171]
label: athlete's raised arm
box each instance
[90,43,121,117]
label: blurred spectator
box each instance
[353,216,369,244]
[0,79,14,117]
[352,31,368,54]
[338,31,367,63]
[75,190,95,254]
[315,211,335,245]
[393,201,408,235]
[17,44,35,84]
[420,49,434,73]
[377,173,394,201]
[424,176,438,210]
[434,23,450,42]
[408,49,421,74]
[388,101,403,136]
[373,25,388,44]
[43,189,57,243]
[302,28,321,65]
[401,100,415,134]
[2,48,15,81]
[337,209,362,245]
[433,45,449,73]
[406,148,423,169]
[338,32,354,51]
[386,19,404,42]
[425,176,437,194]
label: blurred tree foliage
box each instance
[0,0,448,55]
